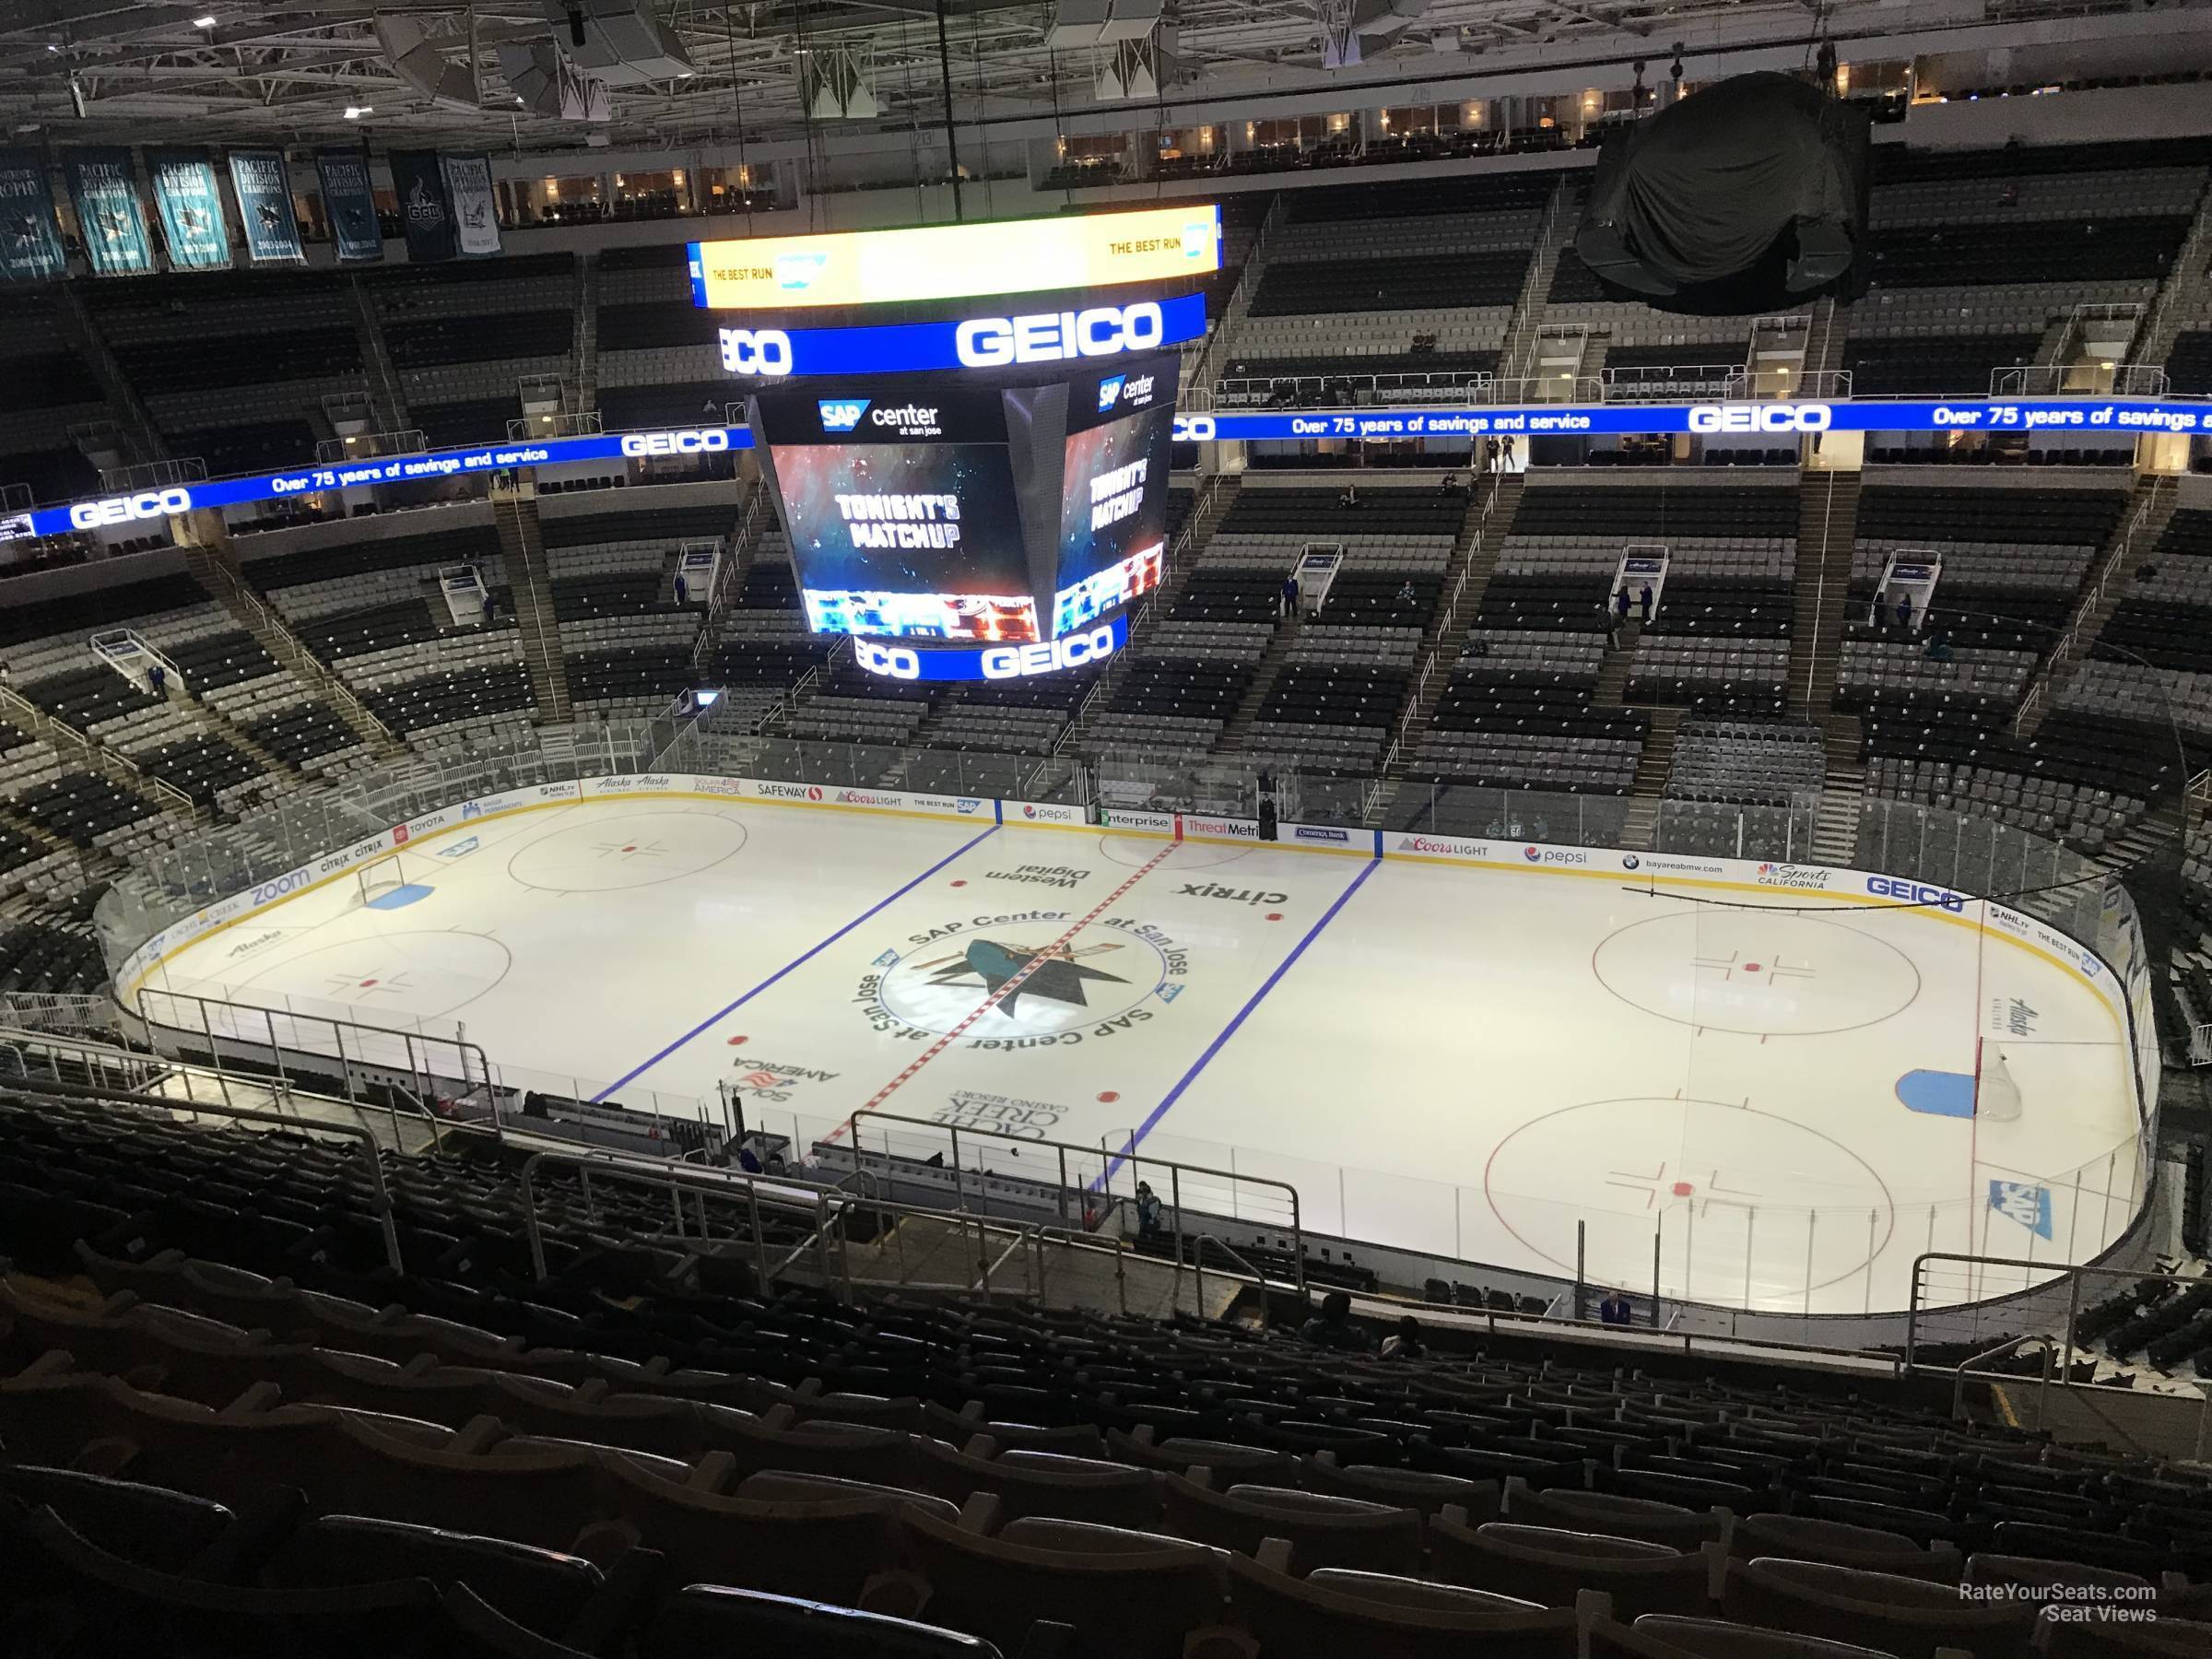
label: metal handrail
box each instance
[1947,1331,2054,1421]
[846,1106,1305,1296]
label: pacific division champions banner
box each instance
[0,149,66,283]
[314,149,383,264]
[439,152,500,257]
[65,148,155,276]
[147,147,232,271]
[388,149,456,263]
[228,149,304,265]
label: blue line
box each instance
[591,825,999,1100]
[1099,853,1381,1187]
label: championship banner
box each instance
[65,148,155,276]
[147,147,232,271]
[314,149,382,263]
[228,149,304,264]
[388,149,456,263]
[0,148,66,283]
[439,152,500,257]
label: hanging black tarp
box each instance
[1576,71,1871,315]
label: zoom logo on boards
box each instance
[955,301,1165,369]
[1688,403,1833,433]
[718,327,795,377]
[818,400,871,432]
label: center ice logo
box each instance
[860,913,1189,1043]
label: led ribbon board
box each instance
[851,613,1130,683]
[718,294,1206,378]
[16,398,2212,542]
[688,204,1222,311]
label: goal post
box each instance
[1974,1037,2023,1123]
[351,848,416,909]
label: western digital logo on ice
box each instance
[818,399,870,432]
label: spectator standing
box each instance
[1598,1288,1634,1326]
[1897,591,1914,633]
[1615,587,1631,629]
[1135,1181,1163,1240]
[1638,583,1653,622]
[148,661,166,698]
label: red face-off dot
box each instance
[1744,962,1762,973]
[726,1035,748,1047]
[1097,1090,1120,1103]
[951,879,968,888]
[1265,912,1283,922]
[1671,1181,1695,1198]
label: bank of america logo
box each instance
[1097,375,1125,412]
[818,399,869,432]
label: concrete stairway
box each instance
[573,252,601,415]
[349,275,409,436]
[54,283,164,465]
[171,681,299,792]
[1383,473,1523,778]
[1618,707,1685,852]
[1812,714,1865,865]
[0,685,199,829]
[2138,169,2212,368]
[1786,471,1863,722]
[182,540,404,760]
[2015,472,2179,740]
[488,477,572,722]
[1218,613,1300,751]
[1494,177,1579,384]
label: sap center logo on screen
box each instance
[1097,375,1126,412]
[818,399,871,432]
[775,251,830,290]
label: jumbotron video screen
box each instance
[747,351,1177,650]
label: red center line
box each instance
[827,841,1182,1138]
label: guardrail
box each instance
[2012,474,2171,735]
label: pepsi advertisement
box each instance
[749,385,1044,643]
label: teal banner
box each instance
[0,148,65,282]
[227,148,303,265]
[148,147,232,270]
[65,147,154,276]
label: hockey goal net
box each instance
[1975,1039,2024,1123]
[350,848,416,909]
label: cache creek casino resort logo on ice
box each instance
[859,910,1190,1047]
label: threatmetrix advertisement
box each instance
[691,204,1221,311]
[750,386,1043,643]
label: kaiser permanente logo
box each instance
[818,399,870,432]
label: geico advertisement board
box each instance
[689,205,1221,310]
[716,296,1205,378]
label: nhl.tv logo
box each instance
[818,399,870,432]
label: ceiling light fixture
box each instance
[344,104,371,118]
[193,15,218,28]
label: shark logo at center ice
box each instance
[861,913,1190,1045]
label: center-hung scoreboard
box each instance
[687,205,1221,683]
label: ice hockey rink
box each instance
[127,793,2149,1316]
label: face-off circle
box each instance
[1099,835,1249,871]
[506,809,747,892]
[1485,1096,1895,1300]
[871,917,1174,1040]
[1593,911,1920,1036]
[228,929,513,1025]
